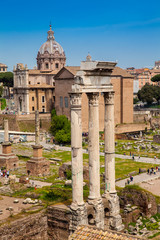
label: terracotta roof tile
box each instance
[68,225,144,240]
[65,66,80,75]
[111,67,133,78]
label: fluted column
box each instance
[104,91,116,194]
[87,93,101,200]
[70,93,84,206]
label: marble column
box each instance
[103,91,124,231]
[35,110,40,145]
[70,93,84,206]
[4,119,9,143]
[69,92,87,233]
[104,92,116,194]
[87,93,101,200]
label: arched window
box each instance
[46,63,49,69]
[55,63,59,69]
[19,76,21,85]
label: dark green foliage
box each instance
[0,98,6,110]
[133,97,139,104]
[0,72,13,87]
[66,169,72,180]
[51,108,56,118]
[137,84,160,104]
[0,72,13,98]
[0,86,3,98]
[43,188,71,201]
[151,74,160,82]
[50,114,71,144]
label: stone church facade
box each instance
[13,26,66,114]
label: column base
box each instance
[102,192,124,231]
[87,198,104,229]
[69,203,87,233]
[26,157,50,176]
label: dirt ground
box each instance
[140,178,160,196]
[0,196,40,222]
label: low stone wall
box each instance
[0,114,51,132]
[47,205,70,240]
[115,123,150,134]
[0,212,48,240]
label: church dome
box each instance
[37,25,66,71]
[38,26,65,56]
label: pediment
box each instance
[54,67,74,80]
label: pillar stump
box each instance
[0,119,19,170]
[26,145,50,176]
[26,111,50,176]
[0,142,19,170]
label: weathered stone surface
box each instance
[59,162,71,178]
[119,188,157,217]
[47,205,70,240]
[0,212,48,240]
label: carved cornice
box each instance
[70,93,82,108]
[104,92,114,105]
[87,93,99,106]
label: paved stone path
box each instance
[116,172,160,188]
[15,178,52,188]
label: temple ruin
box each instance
[69,57,124,232]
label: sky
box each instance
[1,0,160,71]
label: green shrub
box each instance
[1,98,6,110]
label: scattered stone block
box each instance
[13,199,19,203]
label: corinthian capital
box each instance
[104,91,114,105]
[87,93,99,106]
[70,93,82,107]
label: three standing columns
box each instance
[69,93,87,233]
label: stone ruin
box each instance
[26,111,50,176]
[0,119,19,170]
[69,57,124,233]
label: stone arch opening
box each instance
[88,214,95,226]
[104,207,110,217]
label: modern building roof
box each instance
[69,225,144,240]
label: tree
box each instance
[0,72,13,98]
[151,74,160,82]
[137,84,160,105]
[50,114,71,144]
